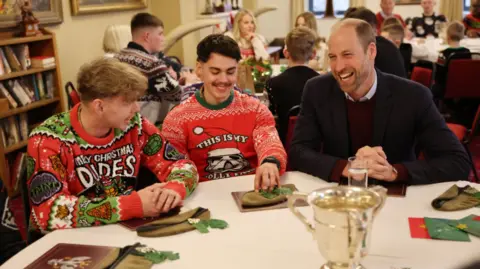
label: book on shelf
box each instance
[5,116,20,146]
[0,83,17,108]
[0,48,11,74]
[0,121,6,147]
[13,44,31,71]
[31,56,55,68]
[43,71,55,98]
[36,72,45,99]
[0,113,29,148]
[4,46,21,72]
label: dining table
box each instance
[405,37,480,63]
[2,171,479,269]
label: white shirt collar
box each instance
[345,70,377,102]
[380,11,391,19]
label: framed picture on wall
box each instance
[70,0,148,15]
[395,0,421,4]
[0,0,63,29]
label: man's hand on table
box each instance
[138,183,182,216]
[254,163,280,191]
[341,146,398,182]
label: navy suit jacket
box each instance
[289,70,470,185]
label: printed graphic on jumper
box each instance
[74,144,137,189]
[193,126,253,180]
[143,134,163,156]
[164,142,185,161]
[79,176,135,201]
[29,172,63,205]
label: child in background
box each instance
[294,12,328,71]
[438,21,471,64]
[433,21,471,99]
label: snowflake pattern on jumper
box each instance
[162,90,286,181]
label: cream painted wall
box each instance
[48,0,150,94]
[255,0,441,41]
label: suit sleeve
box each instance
[265,79,277,115]
[140,117,198,199]
[26,135,143,232]
[253,103,287,175]
[289,81,342,180]
[402,86,470,184]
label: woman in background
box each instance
[225,9,269,60]
[295,12,327,71]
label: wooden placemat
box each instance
[231,190,309,213]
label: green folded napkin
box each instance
[136,207,211,237]
[241,184,296,207]
[447,215,480,238]
[424,217,470,242]
[100,243,179,268]
[431,185,480,211]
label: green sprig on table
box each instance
[188,218,229,234]
[259,187,293,199]
[143,251,180,264]
[133,245,180,264]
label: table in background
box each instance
[2,172,479,269]
[406,37,480,63]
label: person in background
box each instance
[27,58,199,233]
[345,7,407,78]
[432,21,471,99]
[266,26,320,145]
[376,0,406,34]
[162,34,286,189]
[115,13,181,126]
[382,21,431,63]
[381,23,405,48]
[407,0,446,38]
[464,0,480,38]
[225,9,270,60]
[289,18,470,185]
[295,11,328,71]
[438,21,471,63]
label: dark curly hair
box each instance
[197,34,241,63]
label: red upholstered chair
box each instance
[446,105,480,182]
[285,105,300,171]
[410,66,433,88]
[285,116,297,171]
[285,116,297,153]
[444,53,480,99]
[65,82,80,109]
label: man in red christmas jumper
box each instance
[375,0,405,34]
[27,58,198,233]
[162,34,286,190]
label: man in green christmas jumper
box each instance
[27,58,198,232]
[162,34,287,190]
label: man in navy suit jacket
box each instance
[289,18,470,185]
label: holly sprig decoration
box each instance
[187,218,229,233]
[260,186,293,199]
[133,246,180,264]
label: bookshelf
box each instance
[0,28,64,197]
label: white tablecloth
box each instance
[406,37,480,63]
[2,172,480,269]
